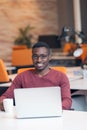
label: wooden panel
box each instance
[80,0,87,37]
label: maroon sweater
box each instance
[0,69,72,110]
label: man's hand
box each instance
[0,102,4,111]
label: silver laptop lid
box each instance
[14,87,62,119]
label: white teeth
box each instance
[37,63,43,67]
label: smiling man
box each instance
[0,42,72,110]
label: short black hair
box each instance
[32,42,50,55]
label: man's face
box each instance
[32,47,50,71]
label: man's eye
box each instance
[41,55,48,58]
[32,55,48,59]
[32,55,37,59]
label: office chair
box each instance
[80,46,87,62]
[0,59,10,83]
[17,66,67,74]
[12,45,27,50]
[63,42,77,54]
[12,48,33,67]
[51,66,67,73]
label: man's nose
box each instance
[37,56,42,61]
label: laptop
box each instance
[14,87,62,119]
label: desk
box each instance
[70,78,87,90]
[67,67,87,90]
[6,66,17,74]
[0,74,16,87]
[63,110,87,130]
[0,74,16,95]
[5,62,17,74]
[0,110,87,130]
[67,67,87,111]
[67,66,82,80]
[0,82,11,87]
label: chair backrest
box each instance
[63,42,77,53]
[0,59,10,83]
[12,45,27,50]
[12,49,33,66]
[80,46,87,62]
[50,66,67,73]
[17,66,67,74]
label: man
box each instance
[0,42,72,110]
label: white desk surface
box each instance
[0,110,87,130]
[6,66,16,71]
[70,78,87,90]
[5,62,16,72]
[66,66,82,80]
[66,67,87,90]
[0,82,11,87]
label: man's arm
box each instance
[0,74,22,110]
[62,97,72,110]
[61,74,72,110]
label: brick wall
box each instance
[0,0,59,62]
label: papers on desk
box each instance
[67,69,83,81]
[69,76,83,81]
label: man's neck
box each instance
[35,67,50,77]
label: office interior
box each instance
[0,0,87,114]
